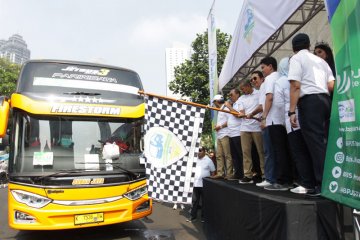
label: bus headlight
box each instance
[11,190,52,209]
[124,186,148,201]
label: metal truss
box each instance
[355,209,360,240]
[222,0,325,93]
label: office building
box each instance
[0,34,30,65]
[165,47,191,99]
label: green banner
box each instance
[322,0,360,209]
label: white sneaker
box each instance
[173,204,178,210]
[256,180,271,187]
[290,186,309,194]
[180,204,185,210]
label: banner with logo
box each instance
[218,0,304,89]
[144,96,205,204]
[208,2,218,146]
[322,0,360,209]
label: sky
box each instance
[0,0,243,95]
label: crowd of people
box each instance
[184,32,335,223]
[210,33,335,197]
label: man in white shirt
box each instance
[186,146,215,223]
[276,57,315,194]
[288,33,335,196]
[247,70,276,187]
[257,56,293,191]
[224,88,243,180]
[238,81,265,184]
[212,95,233,179]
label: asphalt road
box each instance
[0,187,206,240]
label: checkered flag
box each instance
[144,96,205,204]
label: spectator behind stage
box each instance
[275,57,316,194]
[314,41,336,100]
[186,146,215,223]
[208,149,217,171]
[314,41,336,76]
[224,88,244,180]
[238,80,264,184]
[211,95,233,179]
[288,33,335,196]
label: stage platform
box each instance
[203,178,344,240]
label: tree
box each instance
[0,58,20,97]
[169,29,232,137]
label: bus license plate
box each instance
[74,212,104,225]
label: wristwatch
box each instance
[288,111,296,117]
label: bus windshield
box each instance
[11,112,144,175]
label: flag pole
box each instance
[138,90,244,117]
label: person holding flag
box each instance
[211,94,233,179]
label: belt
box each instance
[299,93,329,101]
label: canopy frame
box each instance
[223,0,325,92]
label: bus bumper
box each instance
[8,194,152,230]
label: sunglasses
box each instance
[199,149,204,152]
[251,76,258,81]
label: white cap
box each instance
[212,94,224,102]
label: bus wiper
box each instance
[72,162,140,179]
[63,91,101,96]
[34,169,86,182]
[112,165,140,179]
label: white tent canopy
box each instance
[219,0,327,92]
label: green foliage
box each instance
[169,29,231,137]
[0,58,20,97]
[200,133,215,151]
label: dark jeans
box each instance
[268,124,293,184]
[229,136,244,179]
[288,130,316,189]
[262,127,275,183]
[190,187,203,219]
[298,93,331,188]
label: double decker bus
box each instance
[0,60,152,230]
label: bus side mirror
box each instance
[0,97,9,138]
[0,134,9,151]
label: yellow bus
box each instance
[0,60,152,230]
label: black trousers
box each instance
[268,124,293,184]
[288,129,316,189]
[298,93,331,188]
[229,136,244,179]
[251,142,261,176]
[190,187,203,219]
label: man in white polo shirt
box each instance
[288,33,335,196]
[259,56,293,191]
[186,146,215,223]
[238,80,264,184]
[247,68,276,188]
[211,94,233,179]
[224,88,243,180]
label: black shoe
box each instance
[252,174,262,184]
[239,177,253,184]
[306,188,321,197]
[186,218,197,222]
